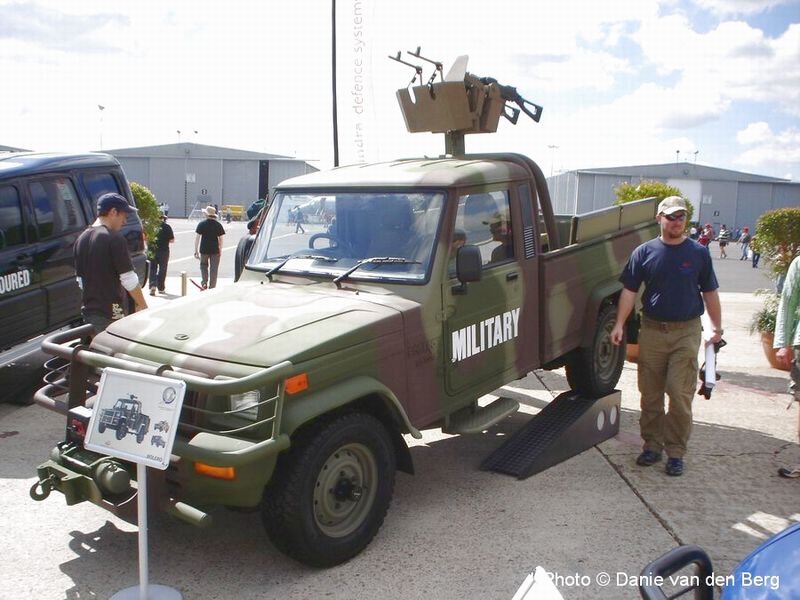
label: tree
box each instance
[753,207,800,280]
[130,182,160,259]
[613,180,694,224]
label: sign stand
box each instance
[83,368,187,600]
[110,464,181,600]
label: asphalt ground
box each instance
[0,231,797,599]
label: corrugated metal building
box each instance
[106,142,317,217]
[547,162,800,231]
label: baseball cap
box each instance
[657,196,687,215]
[97,192,137,214]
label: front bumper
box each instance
[32,324,294,524]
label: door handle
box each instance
[506,272,518,281]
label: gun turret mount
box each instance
[390,50,543,156]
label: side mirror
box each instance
[453,245,481,294]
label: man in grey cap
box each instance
[74,192,148,332]
[610,196,722,476]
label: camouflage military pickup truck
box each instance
[32,62,658,567]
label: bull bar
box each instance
[31,324,296,525]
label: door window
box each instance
[0,186,24,249]
[81,172,121,201]
[28,178,87,239]
[454,190,514,267]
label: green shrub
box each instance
[130,182,160,260]
[613,180,693,225]
[752,207,800,280]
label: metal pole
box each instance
[137,463,148,600]
[181,271,187,297]
[331,0,339,167]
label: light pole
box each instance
[676,149,680,163]
[547,144,559,177]
[693,150,699,164]
[98,105,105,150]
[177,129,182,143]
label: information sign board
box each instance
[84,368,186,470]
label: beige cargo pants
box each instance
[638,317,702,459]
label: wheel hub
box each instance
[312,443,378,538]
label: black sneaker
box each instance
[636,450,662,466]
[778,465,800,478]
[666,458,684,476]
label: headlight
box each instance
[230,390,260,420]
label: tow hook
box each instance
[30,474,56,501]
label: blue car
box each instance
[640,521,800,599]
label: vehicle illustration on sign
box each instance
[96,394,151,444]
[150,435,166,448]
[154,420,170,433]
[32,52,658,568]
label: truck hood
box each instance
[102,281,405,367]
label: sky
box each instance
[1,0,799,180]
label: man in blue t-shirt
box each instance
[610,196,722,477]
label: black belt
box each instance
[641,316,700,332]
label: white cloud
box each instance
[693,0,793,16]
[735,122,800,174]
[634,17,800,124]
[0,0,796,180]
[736,121,772,144]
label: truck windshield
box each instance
[247,191,444,283]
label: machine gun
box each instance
[390,48,543,155]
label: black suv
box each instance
[0,152,146,350]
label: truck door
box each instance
[443,189,525,395]
[0,184,46,349]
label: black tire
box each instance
[136,427,145,444]
[98,423,106,434]
[565,303,625,397]
[234,234,255,282]
[262,412,396,567]
[115,421,128,441]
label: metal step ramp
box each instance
[443,397,519,435]
[482,390,621,479]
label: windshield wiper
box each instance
[333,256,420,288]
[266,254,338,281]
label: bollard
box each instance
[181,271,187,297]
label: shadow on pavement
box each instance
[16,403,794,600]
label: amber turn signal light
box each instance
[284,373,309,395]
[194,462,236,480]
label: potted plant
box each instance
[750,207,800,369]
[749,289,787,371]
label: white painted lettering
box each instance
[503,312,513,341]
[493,315,503,346]
[511,307,520,337]
[450,307,523,363]
[452,329,469,363]
[469,324,480,356]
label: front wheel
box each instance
[115,420,128,441]
[565,303,625,397]
[262,412,396,567]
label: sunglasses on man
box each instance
[662,212,687,221]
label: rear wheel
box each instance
[565,303,625,397]
[262,412,396,567]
